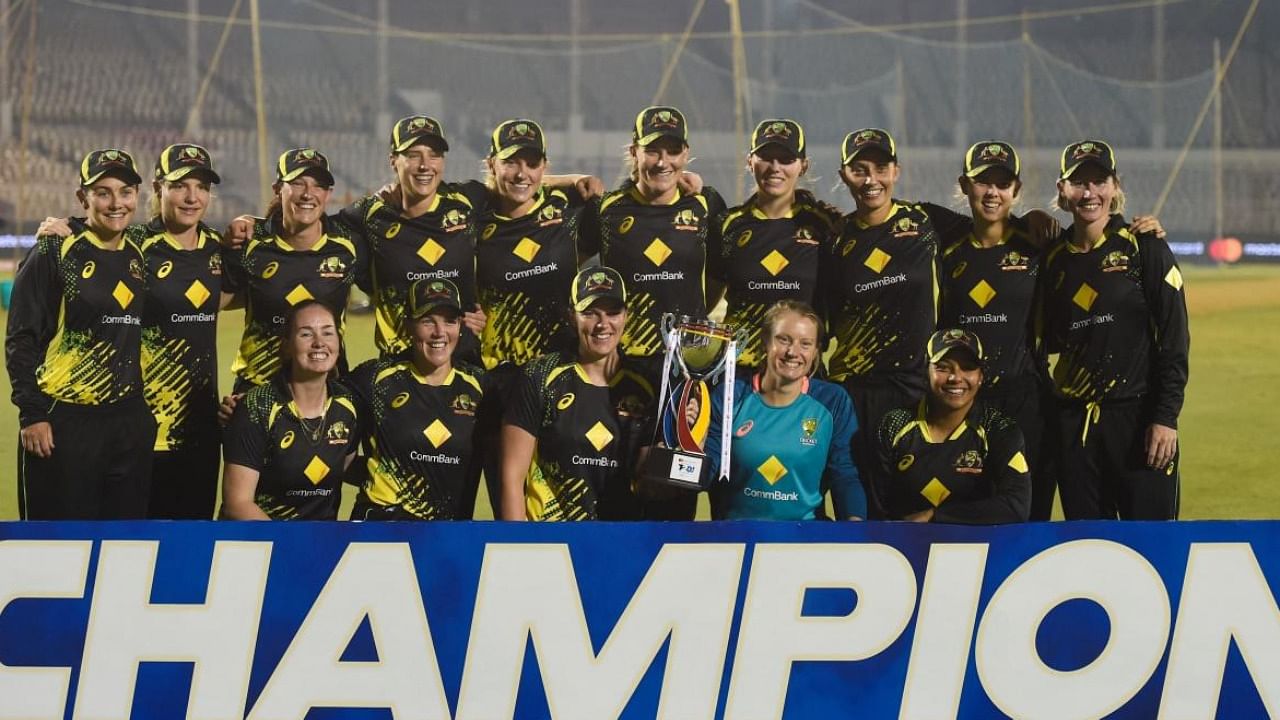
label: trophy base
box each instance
[638,445,710,494]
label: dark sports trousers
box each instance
[982,375,1058,521]
[148,432,221,520]
[841,379,923,520]
[1054,397,1180,520]
[467,362,522,519]
[18,398,157,520]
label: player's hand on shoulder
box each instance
[19,421,55,458]
[575,175,605,201]
[1024,209,1062,249]
[462,304,487,336]
[38,217,72,238]
[1129,215,1167,240]
[677,170,704,195]
[222,216,256,249]
[218,393,244,428]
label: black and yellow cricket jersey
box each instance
[223,215,362,388]
[504,351,657,521]
[346,358,484,519]
[821,202,940,391]
[876,400,1030,524]
[6,218,147,426]
[338,181,489,357]
[224,377,360,520]
[475,187,583,369]
[938,226,1042,390]
[129,218,225,451]
[579,186,727,358]
[708,190,840,368]
[1036,215,1190,428]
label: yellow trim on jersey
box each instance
[374,361,406,385]
[445,188,473,209]
[599,191,627,214]
[365,198,386,222]
[335,396,357,417]
[455,369,483,394]
[493,187,546,222]
[720,208,747,235]
[966,226,1016,250]
[544,363,578,389]
[627,186,680,207]
[854,202,907,230]
[267,402,284,431]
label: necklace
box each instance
[298,412,328,445]
[288,386,329,446]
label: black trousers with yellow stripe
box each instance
[1054,396,1180,520]
[18,397,157,520]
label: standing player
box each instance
[500,266,656,521]
[471,119,586,516]
[347,279,483,520]
[581,106,727,376]
[709,119,840,371]
[1036,140,1189,520]
[223,148,363,393]
[936,141,1053,519]
[222,300,359,520]
[875,329,1031,524]
[6,149,155,519]
[819,128,940,517]
[336,115,490,363]
[578,106,724,520]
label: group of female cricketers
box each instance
[5,105,1190,523]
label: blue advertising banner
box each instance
[0,520,1277,719]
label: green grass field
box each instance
[2,264,1277,520]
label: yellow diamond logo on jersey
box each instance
[921,477,951,507]
[417,238,446,266]
[644,238,672,267]
[1008,451,1029,474]
[1073,283,1098,312]
[285,284,314,306]
[969,279,997,309]
[184,280,211,308]
[513,237,542,263]
[585,421,614,451]
[424,419,452,448]
[864,248,891,274]
[112,281,134,309]
[757,455,788,485]
[1164,266,1184,291]
[303,456,330,485]
[760,250,789,277]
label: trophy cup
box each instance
[639,314,741,492]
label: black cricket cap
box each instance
[1060,139,1117,180]
[155,143,221,184]
[841,128,897,165]
[964,140,1020,179]
[751,119,806,159]
[571,266,627,312]
[633,106,688,146]
[80,148,143,187]
[391,115,449,154]
[275,147,335,187]
[407,278,463,318]
[927,328,985,365]
[490,119,547,160]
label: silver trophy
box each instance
[639,314,741,492]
